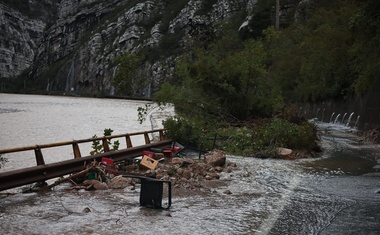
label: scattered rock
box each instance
[83,207,91,213]
[276,147,292,156]
[171,158,184,165]
[204,149,226,167]
[107,175,134,189]
[223,190,232,195]
[72,149,235,191]
[181,169,192,180]
[206,173,220,180]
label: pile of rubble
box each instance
[52,148,236,192]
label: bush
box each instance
[161,115,317,157]
[210,118,317,156]
[90,128,120,155]
[163,117,203,148]
[253,118,317,150]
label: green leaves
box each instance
[263,0,364,102]
[154,37,274,122]
[90,128,120,155]
[113,52,144,96]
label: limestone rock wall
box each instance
[1,0,268,95]
[0,3,45,78]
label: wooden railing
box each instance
[0,129,172,191]
[0,129,166,166]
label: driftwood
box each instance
[48,161,98,189]
[65,184,93,191]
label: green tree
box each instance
[154,37,275,122]
[349,0,380,95]
[113,52,144,96]
[264,1,359,102]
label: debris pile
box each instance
[50,146,236,191]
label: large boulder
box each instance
[204,150,226,167]
[276,147,292,156]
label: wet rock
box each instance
[176,167,183,175]
[190,163,209,177]
[205,173,220,180]
[145,169,157,178]
[82,207,91,213]
[223,166,233,173]
[227,162,237,168]
[223,190,232,195]
[171,158,184,165]
[107,175,134,189]
[181,169,192,180]
[204,150,226,167]
[214,166,224,172]
[276,147,292,156]
[155,169,164,179]
[83,180,108,190]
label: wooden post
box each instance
[102,138,110,152]
[125,135,132,148]
[72,142,82,159]
[144,132,150,144]
[34,147,45,166]
[159,130,164,141]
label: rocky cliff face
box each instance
[2,0,264,96]
[0,3,42,78]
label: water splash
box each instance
[341,113,348,124]
[354,116,360,128]
[316,108,320,121]
[321,108,325,122]
[334,114,341,124]
[329,112,335,123]
[346,112,355,127]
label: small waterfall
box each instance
[341,113,347,124]
[329,112,335,123]
[321,108,325,122]
[346,112,355,126]
[355,116,360,128]
[316,108,320,120]
[110,67,117,96]
[66,61,75,92]
[334,114,341,124]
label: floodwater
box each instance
[1,94,380,234]
[0,93,173,171]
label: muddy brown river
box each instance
[1,94,379,234]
